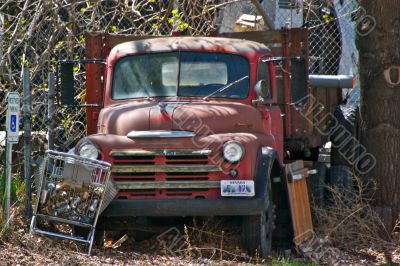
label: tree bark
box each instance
[358,0,400,228]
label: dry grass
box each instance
[312,175,394,250]
[295,174,400,265]
[155,217,256,264]
[4,174,400,265]
[0,211,280,265]
[3,190,399,265]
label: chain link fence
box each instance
[0,0,222,174]
[0,0,361,173]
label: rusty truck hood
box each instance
[98,101,264,136]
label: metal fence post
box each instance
[48,72,56,151]
[23,67,32,218]
[0,13,4,218]
[4,92,20,220]
[4,140,12,219]
[0,14,4,67]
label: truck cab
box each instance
[76,36,286,200]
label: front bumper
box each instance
[102,196,267,217]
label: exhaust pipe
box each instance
[309,74,356,88]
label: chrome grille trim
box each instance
[127,130,195,138]
[110,149,211,157]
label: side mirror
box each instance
[254,80,271,99]
[291,57,308,105]
[60,62,75,105]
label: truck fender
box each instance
[254,146,277,208]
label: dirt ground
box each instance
[0,207,283,266]
[1,207,400,265]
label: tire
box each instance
[242,206,273,258]
[307,161,328,206]
[330,105,359,167]
[329,165,354,191]
[242,175,273,258]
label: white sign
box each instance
[221,180,255,197]
[6,92,20,143]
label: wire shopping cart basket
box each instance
[30,150,117,255]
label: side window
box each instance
[257,61,272,99]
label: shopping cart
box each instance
[30,150,117,254]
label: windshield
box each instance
[112,52,250,100]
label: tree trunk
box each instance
[358,0,400,229]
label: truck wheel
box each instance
[330,105,359,167]
[242,205,273,258]
[329,165,354,194]
[307,161,328,206]
[242,178,273,258]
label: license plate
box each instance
[220,180,255,197]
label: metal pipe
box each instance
[0,14,5,219]
[0,14,4,67]
[23,67,32,218]
[276,74,355,89]
[5,142,11,220]
[309,74,355,88]
[48,72,56,150]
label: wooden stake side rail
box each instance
[285,161,314,246]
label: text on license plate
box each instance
[220,180,255,197]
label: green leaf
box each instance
[11,178,18,202]
[78,34,84,44]
[55,41,64,49]
[110,25,118,32]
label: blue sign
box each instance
[6,92,20,143]
[10,115,16,132]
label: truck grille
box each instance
[109,149,222,199]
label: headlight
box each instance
[78,142,99,160]
[223,141,245,163]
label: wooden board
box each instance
[285,161,313,246]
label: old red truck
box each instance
[59,29,354,256]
